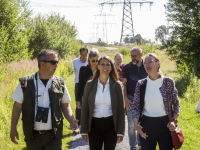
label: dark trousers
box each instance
[76,97,82,126]
[88,116,117,150]
[25,131,61,150]
[74,83,78,101]
[140,115,172,150]
[75,83,81,126]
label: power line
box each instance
[29,2,98,8]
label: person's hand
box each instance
[167,121,176,131]
[117,136,123,143]
[125,97,132,110]
[68,119,79,130]
[82,135,89,142]
[76,101,81,109]
[10,129,19,144]
[134,124,148,139]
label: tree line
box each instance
[0,0,81,64]
[155,0,200,78]
[123,34,149,45]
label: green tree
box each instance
[135,34,142,45]
[155,25,169,44]
[28,12,81,58]
[165,0,200,77]
[0,0,32,63]
[124,36,129,43]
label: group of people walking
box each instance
[73,46,180,150]
[10,46,180,150]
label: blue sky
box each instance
[29,0,168,44]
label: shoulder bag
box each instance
[165,78,184,149]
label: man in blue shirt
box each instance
[73,46,88,130]
[122,47,148,150]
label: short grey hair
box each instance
[88,48,100,66]
[89,48,100,59]
[37,49,58,68]
[114,53,123,60]
[130,47,142,53]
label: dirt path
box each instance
[69,117,130,150]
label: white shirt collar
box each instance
[147,75,164,85]
[98,77,110,85]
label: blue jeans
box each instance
[126,95,140,150]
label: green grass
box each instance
[62,74,76,149]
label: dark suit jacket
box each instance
[80,78,125,135]
[77,65,93,102]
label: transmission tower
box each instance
[99,0,153,45]
[94,14,116,43]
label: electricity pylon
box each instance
[94,14,116,43]
[99,0,153,45]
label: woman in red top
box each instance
[114,53,124,81]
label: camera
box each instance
[35,106,49,123]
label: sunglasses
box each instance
[91,60,98,63]
[43,60,59,65]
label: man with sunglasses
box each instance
[10,49,78,150]
[121,47,148,150]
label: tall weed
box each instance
[184,74,200,103]
[119,44,157,56]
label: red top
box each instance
[117,63,125,81]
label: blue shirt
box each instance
[122,60,148,97]
[73,57,88,83]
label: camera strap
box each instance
[35,72,51,107]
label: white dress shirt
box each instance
[93,78,113,118]
[143,75,167,117]
[73,57,88,83]
[11,72,71,130]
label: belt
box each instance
[34,130,52,134]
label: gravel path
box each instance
[69,117,130,150]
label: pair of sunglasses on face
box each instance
[91,60,98,63]
[43,60,59,65]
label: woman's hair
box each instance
[88,48,100,66]
[92,55,119,81]
[144,53,163,75]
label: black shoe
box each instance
[73,129,80,135]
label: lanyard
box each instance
[35,72,52,107]
[35,73,39,107]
